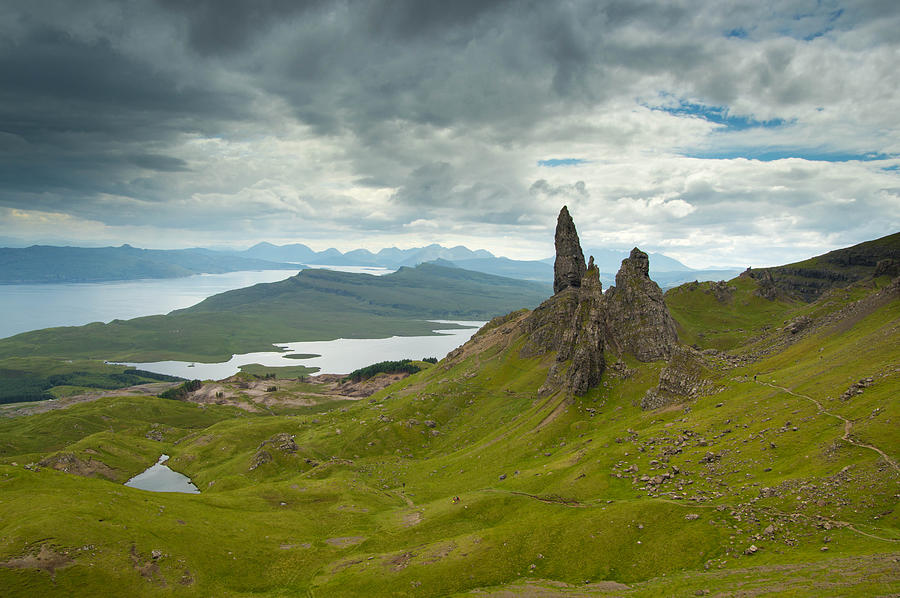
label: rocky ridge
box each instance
[519,207,680,398]
[741,231,900,302]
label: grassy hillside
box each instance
[0,272,896,596]
[0,245,299,284]
[744,231,900,301]
[0,263,549,365]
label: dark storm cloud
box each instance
[155,0,326,56]
[362,0,511,39]
[1,0,897,262]
[0,27,248,138]
[0,17,253,216]
[128,154,191,172]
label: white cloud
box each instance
[0,0,897,267]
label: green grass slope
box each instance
[0,275,897,596]
[0,263,549,364]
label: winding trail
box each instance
[757,380,899,474]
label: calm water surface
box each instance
[123,321,485,379]
[124,454,200,494]
[0,270,299,339]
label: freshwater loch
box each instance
[122,320,485,379]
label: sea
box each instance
[0,267,393,340]
[0,267,483,378]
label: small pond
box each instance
[124,454,200,494]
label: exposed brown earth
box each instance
[0,544,73,577]
[0,381,180,418]
[185,373,411,411]
[37,452,119,481]
[1,370,412,419]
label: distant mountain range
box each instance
[0,241,743,287]
[237,241,494,268]
[232,243,743,288]
[0,245,300,284]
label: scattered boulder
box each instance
[259,433,298,454]
[145,424,164,442]
[249,433,298,470]
[784,315,812,334]
[249,450,272,471]
[707,280,734,303]
[874,258,900,278]
[840,377,873,400]
[699,452,721,464]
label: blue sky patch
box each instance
[682,149,895,163]
[655,98,787,131]
[538,158,587,167]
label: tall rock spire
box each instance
[553,206,586,294]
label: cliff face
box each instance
[520,207,678,396]
[742,231,900,301]
[522,265,605,396]
[603,248,679,361]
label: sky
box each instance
[1,0,898,269]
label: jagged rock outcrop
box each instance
[249,433,298,470]
[875,258,900,278]
[641,346,713,410]
[37,453,118,480]
[553,206,586,294]
[519,209,682,396]
[784,315,812,334]
[482,205,694,400]
[603,248,678,361]
[523,264,605,396]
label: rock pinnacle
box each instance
[553,206,586,294]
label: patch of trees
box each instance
[0,373,53,404]
[158,379,202,400]
[345,359,421,382]
[128,369,184,382]
[0,368,186,404]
